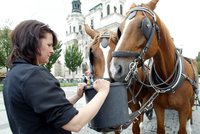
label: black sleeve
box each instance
[22,67,78,128]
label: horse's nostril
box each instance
[112,63,125,82]
[118,65,122,74]
[115,64,122,75]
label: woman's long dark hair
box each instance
[8,20,58,67]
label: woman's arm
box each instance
[68,83,86,104]
[62,79,110,132]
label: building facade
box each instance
[53,0,127,81]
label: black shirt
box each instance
[3,59,78,134]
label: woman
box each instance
[3,20,110,134]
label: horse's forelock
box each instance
[92,35,99,45]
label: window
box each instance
[107,5,110,15]
[73,26,76,33]
[114,6,117,13]
[85,46,88,58]
[120,5,123,15]
[91,19,94,29]
[79,25,82,34]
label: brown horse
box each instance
[84,24,153,134]
[110,0,199,134]
[84,24,117,80]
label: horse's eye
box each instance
[117,28,121,39]
[89,49,94,65]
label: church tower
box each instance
[72,0,82,13]
[66,0,84,41]
[63,0,86,80]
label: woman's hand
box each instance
[68,83,87,104]
[76,83,87,98]
[93,79,110,94]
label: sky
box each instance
[0,0,200,59]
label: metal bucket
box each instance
[84,82,129,132]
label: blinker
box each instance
[141,17,153,40]
[101,37,108,48]
[128,11,136,20]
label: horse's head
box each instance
[110,0,160,82]
[84,24,118,80]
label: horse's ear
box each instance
[84,24,98,39]
[129,3,137,10]
[126,3,136,15]
[110,31,119,44]
[146,0,159,10]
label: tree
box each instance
[64,43,83,73]
[196,52,200,74]
[0,26,11,71]
[43,41,62,72]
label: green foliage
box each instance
[0,84,3,92]
[196,52,200,74]
[64,43,83,72]
[60,82,77,87]
[0,83,78,92]
[198,62,200,74]
[0,26,11,69]
[43,41,62,72]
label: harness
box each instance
[112,6,161,130]
[111,6,200,131]
[149,51,185,93]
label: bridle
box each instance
[109,6,162,129]
[112,6,160,82]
